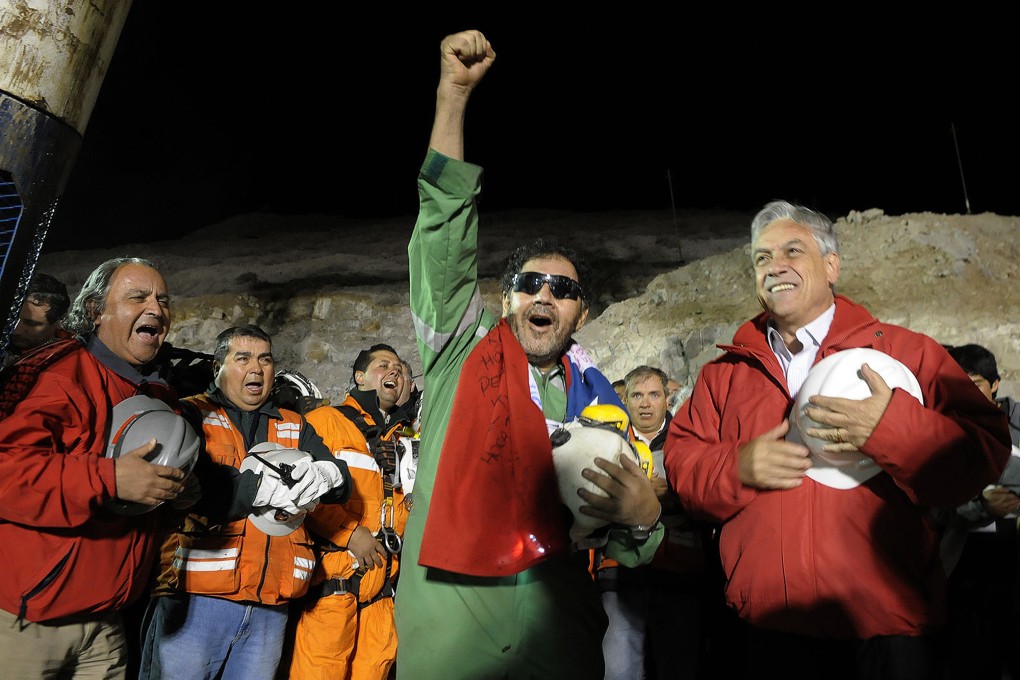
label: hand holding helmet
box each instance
[788,348,924,489]
[240,444,318,536]
[113,439,189,510]
[106,395,201,515]
[550,404,652,547]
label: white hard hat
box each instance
[789,347,924,489]
[550,415,644,547]
[105,394,201,515]
[273,370,322,399]
[239,442,313,536]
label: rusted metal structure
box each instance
[0,0,132,361]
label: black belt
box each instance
[308,575,359,599]
[306,573,394,609]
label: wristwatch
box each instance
[626,507,663,541]
[626,521,659,541]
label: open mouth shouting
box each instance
[133,319,164,347]
[245,376,265,396]
[508,302,577,370]
[381,374,400,394]
[526,306,556,332]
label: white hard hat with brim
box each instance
[788,348,924,490]
[240,442,314,536]
[105,394,200,515]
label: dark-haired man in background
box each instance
[394,29,662,679]
[3,271,71,367]
[941,343,1020,680]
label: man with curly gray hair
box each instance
[0,256,197,678]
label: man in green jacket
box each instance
[394,30,663,679]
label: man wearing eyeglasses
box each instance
[393,30,662,679]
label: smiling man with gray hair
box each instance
[665,200,1012,679]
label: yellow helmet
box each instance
[578,403,630,434]
[632,441,655,480]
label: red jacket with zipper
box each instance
[665,295,1011,638]
[0,339,168,622]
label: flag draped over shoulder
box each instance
[419,319,621,577]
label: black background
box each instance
[45,7,1019,251]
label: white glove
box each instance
[252,473,299,513]
[286,460,344,509]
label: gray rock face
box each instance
[578,208,1020,402]
[38,207,1020,402]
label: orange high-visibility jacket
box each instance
[153,394,318,605]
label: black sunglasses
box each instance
[510,271,584,300]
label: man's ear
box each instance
[501,293,511,318]
[355,370,365,387]
[574,305,589,332]
[825,252,841,287]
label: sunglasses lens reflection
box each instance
[512,272,582,300]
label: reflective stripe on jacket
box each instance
[154,395,315,605]
[304,395,408,603]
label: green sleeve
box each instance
[604,524,665,567]
[408,149,496,381]
[407,149,497,513]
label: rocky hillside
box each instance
[37,207,1020,402]
[580,209,1020,399]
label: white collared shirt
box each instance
[634,419,665,449]
[767,303,836,398]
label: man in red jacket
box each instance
[0,257,197,678]
[664,200,1012,680]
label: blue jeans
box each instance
[139,595,288,680]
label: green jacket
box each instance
[395,149,660,679]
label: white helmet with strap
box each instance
[274,370,322,399]
[240,442,314,536]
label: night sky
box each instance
[45,7,1019,251]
